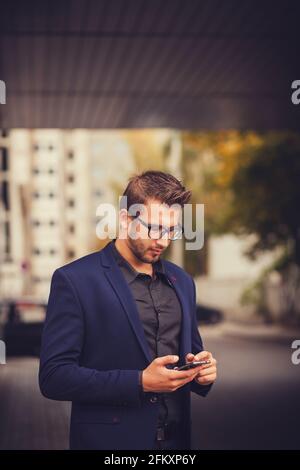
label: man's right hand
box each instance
[141,355,204,393]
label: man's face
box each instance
[125,198,182,264]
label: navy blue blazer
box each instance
[39,241,212,450]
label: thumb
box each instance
[156,355,179,366]
[186,353,195,362]
[194,350,211,361]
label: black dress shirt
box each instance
[110,240,184,425]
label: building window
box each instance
[49,220,56,227]
[68,151,74,160]
[0,147,8,171]
[4,221,10,259]
[48,168,55,175]
[69,224,75,234]
[49,249,56,255]
[33,144,39,151]
[49,192,55,198]
[68,199,75,207]
[1,181,9,210]
[32,168,39,175]
[32,248,41,255]
[32,220,41,227]
[67,174,75,183]
[32,191,40,198]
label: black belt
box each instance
[156,422,180,441]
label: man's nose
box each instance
[155,234,170,248]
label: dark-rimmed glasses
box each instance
[134,216,183,241]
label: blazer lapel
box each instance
[100,243,152,364]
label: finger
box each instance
[156,355,179,366]
[195,366,216,377]
[198,358,216,370]
[194,351,213,361]
[168,367,201,381]
[169,370,196,381]
[173,374,199,389]
[172,361,211,379]
[173,366,207,382]
[195,373,216,385]
[185,353,195,362]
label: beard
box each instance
[127,237,163,264]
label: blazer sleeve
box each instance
[39,268,142,407]
[189,276,213,397]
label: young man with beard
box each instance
[39,170,217,450]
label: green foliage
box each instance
[240,248,296,322]
[183,131,300,267]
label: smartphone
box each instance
[174,360,210,371]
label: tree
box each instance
[183,130,300,323]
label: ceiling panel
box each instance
[0,0,299,129]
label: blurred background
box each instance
[1,0,300,450]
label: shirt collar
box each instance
[110,239,166,283]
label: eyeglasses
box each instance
[134,216,183,241]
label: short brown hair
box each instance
[122,170,191,211]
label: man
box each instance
[39,170,217,450]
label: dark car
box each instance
[0,300,46,356]
[196,304,223,324]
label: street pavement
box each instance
[192,326,300,449]
[0,324,299,449]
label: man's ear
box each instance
[118,209,130,239]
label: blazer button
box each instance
[150,395,158,404]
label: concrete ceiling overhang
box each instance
[0,0,300,129]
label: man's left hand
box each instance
[185,351,217,386]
